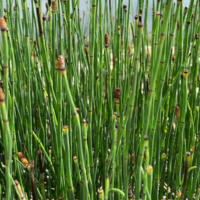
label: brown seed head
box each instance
[17,152,29,167]
[118,25,120,30]
[83,10,86,15]
[0,17,7,31]
[52,1,57,12]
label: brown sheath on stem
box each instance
[172,55,176,63]
[184,6,188,14]
[59,56,66,75]
[129,44,132,55]
[121,39,124,47]
[105,72,108,101]
[177,21,180,30]
[131,154,135,165]
[175,106,180,120]
[128,186,134,199]
[38,150,44,174]
[105,33,109,48]
[35,108,38,130]
[15,180,25,199]
[76,108,80,114]
[138,15,143,27]
[146,78,150,93]
[34,40,37,47]
[30,161,37,200]
[55,60,59,70]
[182,152,191,196]
[85,47,90,67]
[114,87,121,104]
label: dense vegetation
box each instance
[0,0,200,199]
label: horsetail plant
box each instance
[0,0,200,199]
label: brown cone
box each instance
[52,1,57,12]
[17,152,29,167]
[0,17,7,30]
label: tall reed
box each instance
[0,0,199,199]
